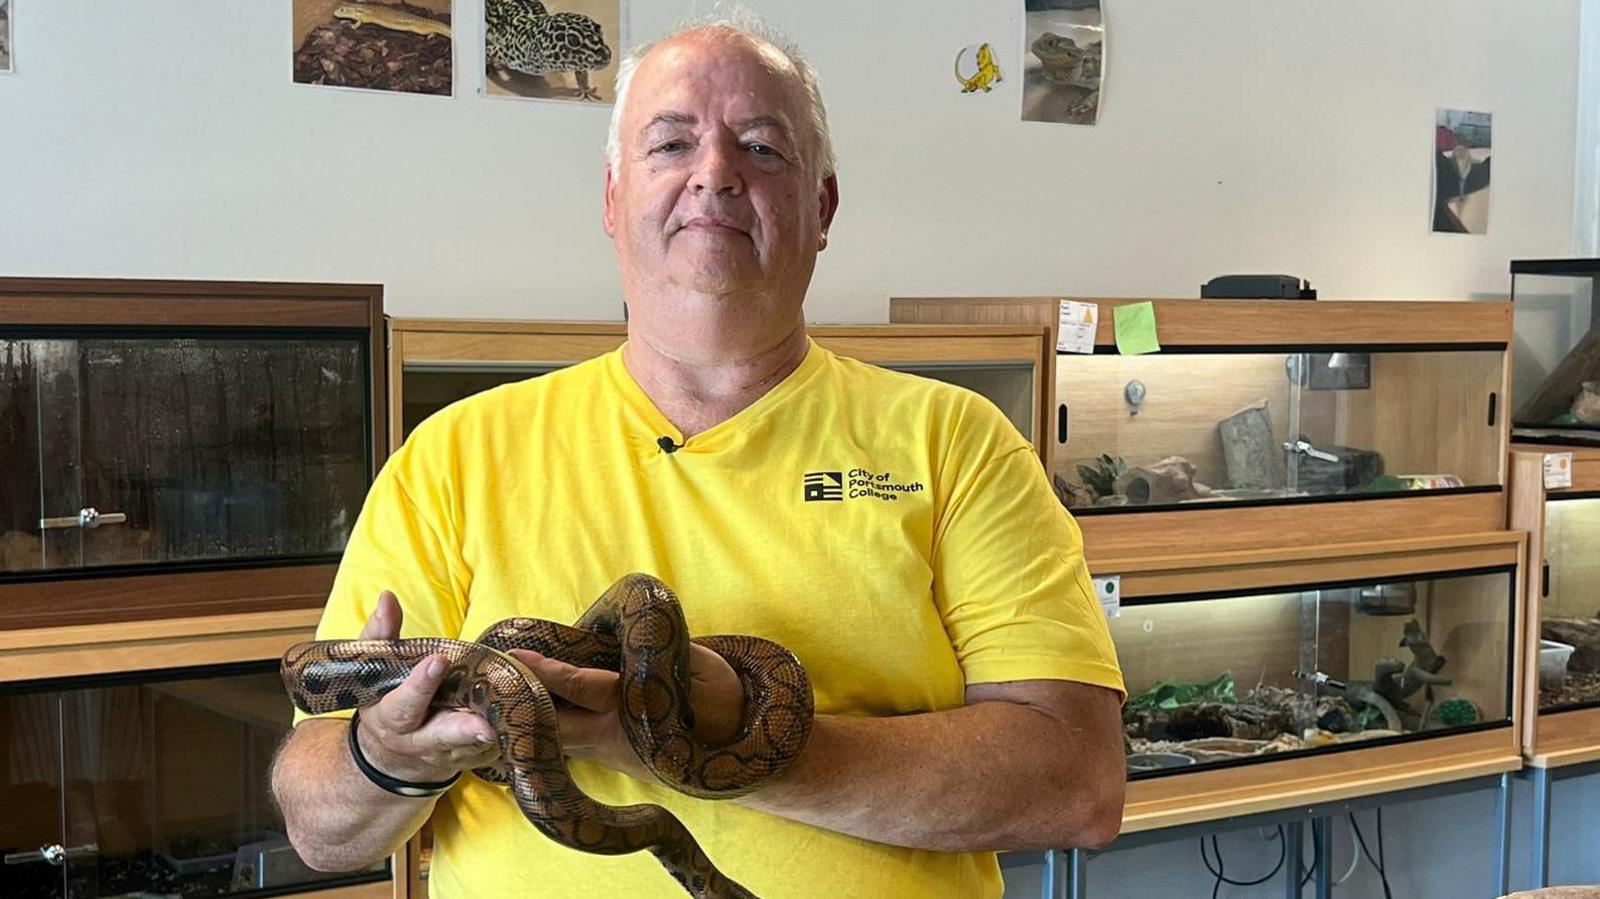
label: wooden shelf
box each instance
[1527,707,1600,769]
[1123,729,1520,833]
[0,607,321,682]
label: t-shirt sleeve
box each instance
[930,401,1125,697]
[291,431,472,724]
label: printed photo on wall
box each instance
[484,0,622,104]
[1431,108,1492,234]
[292,1,453,96]
[1,0,12,74]
[1022,0,1103,125]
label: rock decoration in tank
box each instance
[1218,401,1279,490]
[1122,620,1475,771]
[1114,455,1214,505]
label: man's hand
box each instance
[508,643,745,780]
[348,591,501,783]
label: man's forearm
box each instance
[272,719,439,872]
[735,693,1126,853]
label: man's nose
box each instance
[687,140,744,196]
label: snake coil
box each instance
[281,573,814,899]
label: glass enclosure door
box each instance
[1,336,371,576]
[0,665,387,898]
[1510,270,1599,443]
[1054,349,1504,512]
[1540,495,1600,712]
[1113,568,1513,777]
[0,693,66,898]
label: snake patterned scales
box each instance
[280,573,815,899]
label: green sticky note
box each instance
[1114,302,1161,355]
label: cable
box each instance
[1350,811,1395,899]
[1200,826,1288,896]
[1333,815,1362,885]
[1298,821,1323,888]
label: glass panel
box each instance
[6,337,370,574]
[0,692,66,898]
[1054,349,1503,512]
[1510,270,1599,442]
[403,357,1038,444]
[1115,570,1511,777]
[1541,496,1600,712]
[402,364,557,439]
[1,340,69,573]
[888,362,1035,441]
[47,666,387,897]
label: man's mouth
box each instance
[679,216,748,236]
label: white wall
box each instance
[0,1,1582,320]
[3,2,1596,897]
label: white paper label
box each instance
[1545,452,1573,489]
[1057,300,1098,354]
[1093,574,1120,618]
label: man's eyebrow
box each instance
[733,115,792,137]
[641,112,696,132]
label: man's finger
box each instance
[413,708,496,754]
[357,591,403,641]
[372,653,448,732]
[510,650,619,712]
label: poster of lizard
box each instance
[1022,0,1104,126]
[483,0,624,105]
[292,0,453,96]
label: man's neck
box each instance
[622,313,809,440]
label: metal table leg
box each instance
[1495,771,1513,896]
[1313,818,1332,899]
[1284,820,1304,899]
[1067,848,1087,899]
[1040,849,1058,899]
[1531,767,1552,888]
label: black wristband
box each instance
[347,709,461,798]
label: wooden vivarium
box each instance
[1508,443,1600,770]
[389,318,1053,459]
[0,277,388,632]
[1104,531,1525,833]
[890,296,1514,566]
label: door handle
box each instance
[39,507,127,530]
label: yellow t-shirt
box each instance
[304,338,1123,899]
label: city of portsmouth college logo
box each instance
[803,471,844,502]
[804,468,925,503]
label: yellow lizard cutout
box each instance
[956,43,1003,93]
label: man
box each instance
[271,13,1126,898]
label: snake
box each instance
[280,573,814,899]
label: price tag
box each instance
[1093,574,1120,618]
[1057,300,1098,354]
[1544,452,1573,489]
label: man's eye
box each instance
[747,143,782,158]
[652,141,688,154]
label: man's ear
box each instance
[817,174,839,251]
[603,165,618,238]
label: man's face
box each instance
[604,32,837,302]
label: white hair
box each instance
[603,6,837,185]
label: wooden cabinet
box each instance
[1508,443,1600,770]
[388,318,1052,458]
[890,296,1514,566]
[1107,532,1525,832]
[0,278,387,631]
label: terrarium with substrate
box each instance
[1050,346,1505,513]
[1538,494,1600,712]
[1112,568,1514,776]
[0,664,387,898]
[1510,258,1600,448]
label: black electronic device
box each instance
[1201,274,1317,300]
